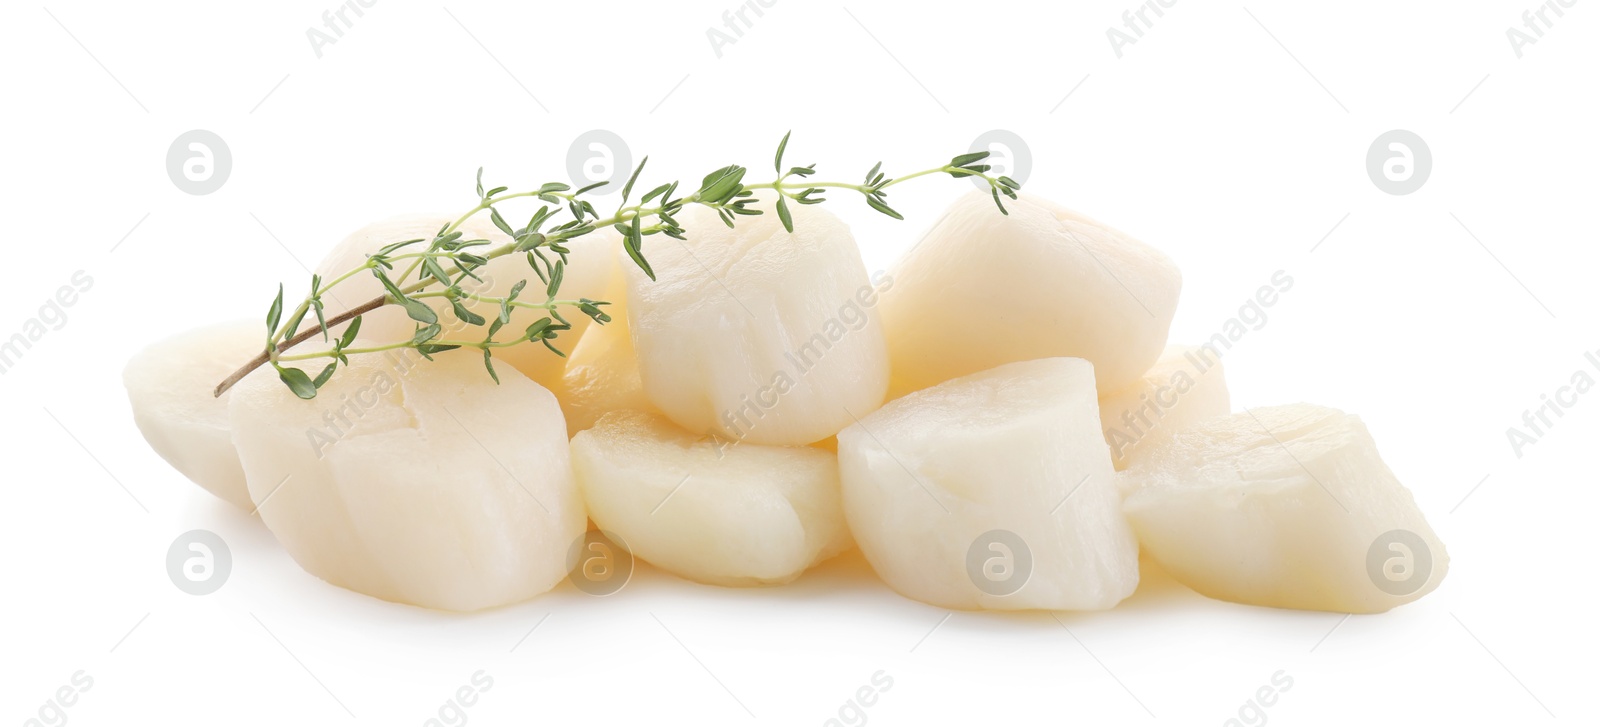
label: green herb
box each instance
[214,134,1021,399]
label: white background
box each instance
[2,1,1595,725]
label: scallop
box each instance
[621,199,889,446]
[226,347,584,611]
[123,320,262,510]
[880,191,1181,396]
[569,410,850,587]
[312,215,614,389]
[548,254,655,436]
[1122,403,1448,613]
[1099,345,1230,470]
[838,357,1139,611]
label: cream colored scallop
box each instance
[1122,403,1449,613]
[838,358,1139,611]
[549,257,655,436]
[227,348,584,611]
[570,410,850,587]
[1098,345,1230,470]
[622,200,889,446]
[123,320,262,510]
[880,191,1181,396]
[312,215,614,390]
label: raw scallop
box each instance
[880,191,1180,395]
[1099,345,1230,470]
[227,347,584,611]
[1122,403,1448,613]
[550,263,655,436]
[123,320,261,510]
[621,199,889,446]
[312,215,613,388]
[838,357,1139,610]
[570,410,849,586]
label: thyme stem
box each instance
[217,138,1019,400]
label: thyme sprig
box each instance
[215,134,1021,399]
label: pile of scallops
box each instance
[125,191,1447,614]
